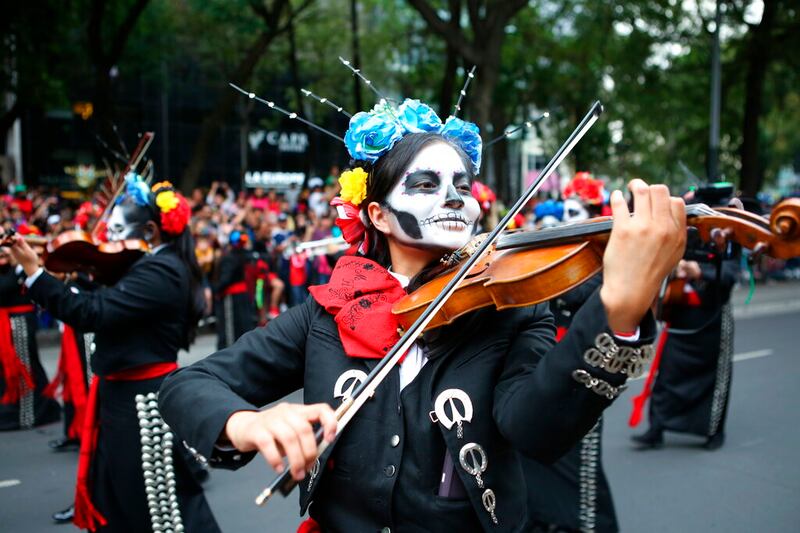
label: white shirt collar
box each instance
[150,243,169,255]
[388,270,410,289]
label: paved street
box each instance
[2,282,799,532]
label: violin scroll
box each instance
[770,198,800,239]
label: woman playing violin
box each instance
[2,177,219,532]
[158,99,686,532]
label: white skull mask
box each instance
[383,142,480,251]
[562,198,589,223]
[106,205,144,242]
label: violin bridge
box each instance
[441,234,489,268]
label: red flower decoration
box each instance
[564,172,604,205]
[331,197,369,254]
[159,194,191,235]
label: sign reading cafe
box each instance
[249,130,309,153]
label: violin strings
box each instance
[230,83,345,142]
[452,66,477,118]
[484,112,550,148]
[301,89,353,118]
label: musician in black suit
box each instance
[3,177,219,532]
[160,125,686,531]
[0,246,60,431]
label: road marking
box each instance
[629,349,773,381]
[732,349,773,362]
[0,479,21,489]
[734,300,800,319]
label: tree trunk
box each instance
[0,101,21,153]
[437,0,462,116]
[350,0,363,112]
[180,30,279,191]
[739,0,778,197]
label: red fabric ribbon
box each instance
[297,517,321,533]
[331,198,368,255]
[221,281,248,297]
[628,327,669,428]
[0,305,36,404]
[73,361,178,532]
[308,256,407,361]
[43,325,89,439]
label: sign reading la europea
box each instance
[248,130,309,153]
[244,171,304,190]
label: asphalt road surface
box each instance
[2,282,799,532]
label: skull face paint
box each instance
[106,204,145,242]
[383,142,480,251]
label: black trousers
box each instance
[91,376,219,533]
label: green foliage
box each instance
[3,0,797,193]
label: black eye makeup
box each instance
[403,170,441,194]
[453,172,473,194]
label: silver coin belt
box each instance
[572,369,627,399]
[582,333,654,378]
[136,392,185,533]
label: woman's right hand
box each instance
[224,403,338,480]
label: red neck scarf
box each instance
[309,256,407,361]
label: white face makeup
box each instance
[384,142,480,251]
[562,198,589,223]
[106,205,141,242]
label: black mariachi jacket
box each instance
[160,290,655,532]
[26,246,191,376]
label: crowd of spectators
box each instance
[3,170,800,332]
[1,170,346,326]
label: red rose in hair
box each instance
[159,193,191,235]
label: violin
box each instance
[392,198,800,331]
[0,229,149,286]
[0,132,156,285]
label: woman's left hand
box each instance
[600,179,687,333]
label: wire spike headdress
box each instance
[484,111,550,149]
[301,88,353,118]
[452,66,477,118]
[230,83,344,142]
[338,56,393,104]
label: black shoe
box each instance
[703,432,725,450]
[49,437,80,451]
[631,428,664,449]
[52,505,74,524]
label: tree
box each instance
[406,0,529,132]
[86,0,152,146]
[736,0,799,196]
[0,2,76,152]
[179,0,315,191]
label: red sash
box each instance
[628,328,669,427]
[222,281,248,297]
[0,305,35,404]
[297,517,321,533]
[43,325,89,439]
[73,361,178,532]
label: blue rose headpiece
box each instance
[344,98,482,173]
[117,172,151,207]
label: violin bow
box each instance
[91,132,155,239]
[255,101,605,505]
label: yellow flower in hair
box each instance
[338,167,368,206]
[151,181,173,193]
[155,190,179,212]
